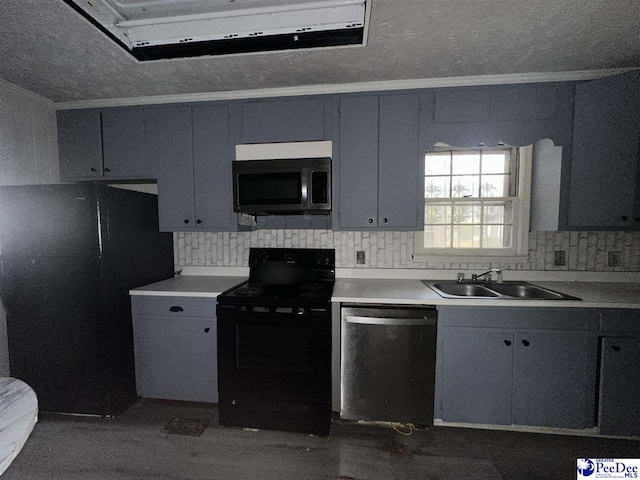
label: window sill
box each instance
[413,254,529,264]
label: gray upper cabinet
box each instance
[335,93,420,230]
[102,107,146,179]
[192,104,233,230]
[512,331,594,428]
[378,94,420,229]
[336,95,379,229]
[239,97,329,144]
[57,109,103,180]
[156,103,235,232]
[568,71,640,229]
[441,329,514,425]
[157,105,195,230]
[58,106,157,181]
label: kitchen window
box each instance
[414,145,531,261]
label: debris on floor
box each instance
[162,418,209,437]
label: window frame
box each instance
[414,144,532,262]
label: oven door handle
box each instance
[345,315,436,326]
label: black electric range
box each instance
[216,248,335,436]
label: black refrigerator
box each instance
[0,184,174,416]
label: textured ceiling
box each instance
[0,0,639,102]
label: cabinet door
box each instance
[513,331,593,428]
[57,110,103,180]
[156,106,195,230]
[441,329,514,425]
[142,106,159,179]
[338,96,379,229]
[600,337,640,436]
[192,104,233,230]
[569,71,640,228]
[240,97,326,144]
[133,315,218,402]
[378,94,420,229]
[102,106,146,179]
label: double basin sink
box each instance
[423,281,581,301]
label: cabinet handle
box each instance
[504,340,512,346]
[184,219,190,224]
[382,218,388,223]
[196,219,202,224]
[90,167,97,172]
[169,306,183,312]
[204,327,210,333]
[621,215,628,221]
[104,167,111,173]
[611,345,621,352]
[522,339,530,347]
[368,218,374,224]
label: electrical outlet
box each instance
[356,250,366,265]
[554,250,566,266]
[608,251,622,267]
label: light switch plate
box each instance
[356,250,366,265]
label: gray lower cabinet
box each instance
[441,329,514,425]
[438,307,597,429]
[599,337,640,436]
[335,93,420,230]
[156,103,235,231]
[512,331,594,428]
[132,296,218,403]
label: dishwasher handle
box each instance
[345,315,436,326]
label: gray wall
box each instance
[0,78,59,186]
[0,77,60,376]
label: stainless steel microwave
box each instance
[232,158,331,215]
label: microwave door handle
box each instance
[301,171,309,207]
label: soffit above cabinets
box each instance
[63,0,368,61]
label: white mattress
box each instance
[0,377,38,476]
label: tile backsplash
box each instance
[174,230,640,272]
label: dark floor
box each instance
[6,400,640,480]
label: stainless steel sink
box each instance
[430,283,499,298]
[488,283,570,300]
[423,280,581,301]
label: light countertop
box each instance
[129,275,247,298]
[331,278,640,309]
[129,274,640,308]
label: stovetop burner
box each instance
[217,248,336,307]
[232,285,265,297]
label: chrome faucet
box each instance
[471,268,503,284]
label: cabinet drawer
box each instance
[132,296,217,318]
[599,309,640,335]
[439,306,596,331]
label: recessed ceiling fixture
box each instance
[62,0,369,61]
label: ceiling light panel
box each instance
[64,0,367,60]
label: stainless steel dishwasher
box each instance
[340,305,437,425]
